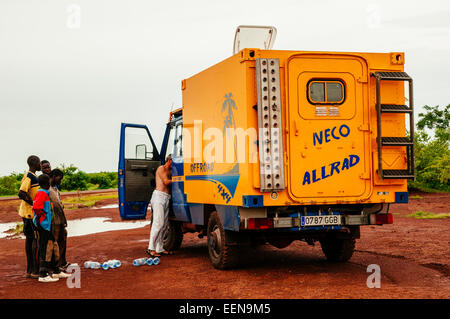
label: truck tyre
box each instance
[207,211,239,269]
[320,235,355,262]
[163,220,183,251]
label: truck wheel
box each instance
[163,220,183,251]
[207,212,239,269]
[320,235,355,262]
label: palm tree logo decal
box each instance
[222,93,237,136]
[222,93,239,162]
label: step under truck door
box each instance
[286,54,372,201]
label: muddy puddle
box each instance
[92,204,119,209]
[0,218,150,239]
[0,222,21,239]
[93,204,151,210]
[66,217,150,237]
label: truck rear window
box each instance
[308,80,344,104]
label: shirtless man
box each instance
[146,154,173,257]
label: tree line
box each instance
[409,104,449,192]
[0,165,118,196]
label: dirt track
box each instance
[0,192,449,299]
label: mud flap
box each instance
[215,205,240,232]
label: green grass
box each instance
[62,193,118,210]
[409,195,423,200]
[86,183,99,191]
[407,211,450,219]
[408,182,450,194]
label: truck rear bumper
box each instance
[242,213,393,231]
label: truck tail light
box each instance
[375,213,394,225]
[247,218,274,230]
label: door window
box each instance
[308,80,344,104]
[309,82,325,102]
[174,122,183,158]
[165,124,176,159]
[125,127,156,160]
[165,120,183,159]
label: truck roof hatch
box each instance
[233,25,277,54]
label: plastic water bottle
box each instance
[133,258,147,266]
[102,262,109,270]
[84,261,101,269]
[108,260,121,268]
[152,257,160,265]
[91,262,101,269]
[145,258,154,266]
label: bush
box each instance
[408,104,450,192]
[58,166,118,191]
[0,175,21,196]
[88,172,118,189]
[59,164,89,191]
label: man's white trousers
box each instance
[148,190,171,253]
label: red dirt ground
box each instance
[0,191,448,299]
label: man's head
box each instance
[38,174,50,190]
[27,155,41,172]
[164,154,172,169]
[41,160,51,175]
[49,169,64,187]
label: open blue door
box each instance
[118,123,160,219]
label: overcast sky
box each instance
[1,0,449,176]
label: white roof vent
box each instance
[233,25,277,54]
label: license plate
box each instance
[301,215,341,227]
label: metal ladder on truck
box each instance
[372,71,415,180]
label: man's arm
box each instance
[18,177,33,205]
[18,190,33,206]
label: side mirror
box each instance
[136,144,147,159]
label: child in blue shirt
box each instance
[33,174,59,283]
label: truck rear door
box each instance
[286,54,371,201]
[118,123,160,219]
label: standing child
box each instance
[18,155,41,278]
[32,174,59,283]
[49,169,71,276]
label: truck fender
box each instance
[214,205,240,232]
